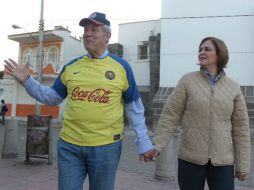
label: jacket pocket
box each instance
[178,127,194,150]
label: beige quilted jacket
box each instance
[153,70,251,173]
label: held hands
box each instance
[4,58,30,83]
[139,149,160,162]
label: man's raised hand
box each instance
[4,58,30,83]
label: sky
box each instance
[0,0,161,70]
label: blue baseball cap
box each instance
[79,12,110,27]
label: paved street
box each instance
[0,122,253,190]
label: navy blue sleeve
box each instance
[109,53,140,104]
[51,73,67,99]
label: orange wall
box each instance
[5,104,12,116]
[41,105,60,118]
[16,104,59,118]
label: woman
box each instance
[153,37,250,190]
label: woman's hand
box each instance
[236,171,248,181]
[4,58,30,83]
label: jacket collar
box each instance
[200,67,226,77]
[200,68,226,86]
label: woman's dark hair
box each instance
[199,37,229,73]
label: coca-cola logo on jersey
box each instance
[71,87,111,104]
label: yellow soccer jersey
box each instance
[52,53,140,146]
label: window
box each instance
[138,41,149,60]
[23,48,36,71]
[47,46,59,72]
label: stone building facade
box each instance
[153,86,254,129]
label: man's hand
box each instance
[236,172,248,181]
[4,58,30,83]
[139,149,160,162]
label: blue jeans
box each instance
[57,138,122,190]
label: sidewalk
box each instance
[0,157,253,190]
[0,157,178,190]
[0,124,253,190]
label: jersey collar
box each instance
[87,49,109,59]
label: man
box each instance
[4,12,156,190]
[0,99,7,125]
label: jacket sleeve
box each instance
[232,88,251,173]
[125,98,154,154]
[153,75,188,152]
[22,76,63,106]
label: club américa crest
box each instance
[105,71,115,80]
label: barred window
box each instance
[47,46,59,72]
[138,41,149,60]
[23,48,36,71]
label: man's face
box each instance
[83,24,111,54]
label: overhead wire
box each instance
[3,13,254,63]
[1,13,254,33]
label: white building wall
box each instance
[62,37,86,65]
[161,0,254,87]
[53,30,85,69]
[118,20,161,86]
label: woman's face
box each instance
[198,40,218,67]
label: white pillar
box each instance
[154,134,178,181]
[48,118,53,165]
[1,118,18,158]
[11,81,18,117]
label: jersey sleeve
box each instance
[51,67,68,99]
[122,63,140,104]
[125,98,154,153]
